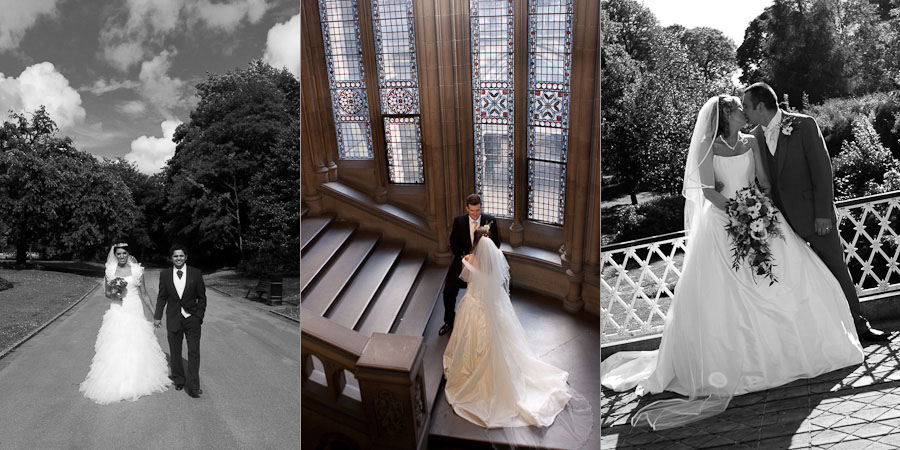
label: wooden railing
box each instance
[601,190,900,344]
[300,307,429,450]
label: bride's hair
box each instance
[472,226,491,250]
[716,95,737,138]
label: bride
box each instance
[601,95,864,429]
[443,227,572,429]
[80,243,170,404]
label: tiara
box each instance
[114,242,129,248]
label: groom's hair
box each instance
[169,243,188,256]
[466,194,482,207]
[744,82,778,111]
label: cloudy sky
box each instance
[0,0,300,174]
[640,0,772,45]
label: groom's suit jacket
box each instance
[154,266,207,331]
[449,214,501,276]
[752,110,837,239]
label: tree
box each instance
[671,27,738,85]
[163,60,300,269]
[737,0,848,105]
[0,108,137,263]
[833,114,900,199]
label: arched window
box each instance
[320,0,373,159]
[527,0,573,225]
[470,0,515,218]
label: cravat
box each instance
[177,270,183,279]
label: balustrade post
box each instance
[355,333,428,450]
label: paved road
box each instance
[0,269,300,450]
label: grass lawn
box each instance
[0,270,99,353]
[204,269,300,321]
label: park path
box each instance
[0,269,300,450]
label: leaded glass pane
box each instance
[373,0,424,184]
[471,0,514,218]
[527,0,572,225]
[320,0,373,159]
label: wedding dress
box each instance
[442,238,572,429]
[80,255,170,404]
[601,97,864,429]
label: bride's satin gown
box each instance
[602,150,863,401]
[80,276,170,404]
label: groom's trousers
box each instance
[168,316,202,392]
[804,228,870,333]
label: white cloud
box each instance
[81,78,141,95]
[100,0,270,71]
[125,119,181,174]
[138,50,186,119]
[0,62,86,130]
[190,0,267,30]
[0,0,59,51]
[263,13,300,77]
[117,100,148,116]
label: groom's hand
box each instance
[154,320,162,329]
[815,218,833,236]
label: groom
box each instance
[742,82,888,342]
[154,244,208,397]
[439,194,501,335]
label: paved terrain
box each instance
[0,269,300,450]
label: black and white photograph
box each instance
[601,0,900,448]
[0,1,301,449]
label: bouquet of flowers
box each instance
[724,185,785,285]
[109,277,128,298]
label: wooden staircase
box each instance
[300,211,449,449]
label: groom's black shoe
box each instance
[439,323,452,336]
[188,389,202,398]
[860,328,891,342]
[174,384,184,391]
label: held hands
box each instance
[815,218,834,236]
[154,320,161,329]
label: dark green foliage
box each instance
[0,108,137,263]
[162,60,300,270]
[605,195,686,244]
[832,115,900,200]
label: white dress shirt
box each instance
[469,215,480,244]
[763,109,783,156]
[174,265,190,318]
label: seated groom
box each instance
[439,194,501,336]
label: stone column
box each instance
[356,333,428,450]
[562,0,600,312]
[303,0,338,187]
[585,8,601,280]
[415,0,451,262]
[508,0,529,248]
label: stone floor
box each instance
[601,321,900,449]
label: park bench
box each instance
[246,274,283,306]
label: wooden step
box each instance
[301,214,335,252]
[300,221,356,293]
[420,291,447,413]
[326,242,404,329]
[392,264,447,337]
[355,253,426,337]
[302,232,381,316]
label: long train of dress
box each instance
[601,150,863,428]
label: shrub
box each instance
[610,194,686,243]
[806,91,899,157]
[833,114,900,200]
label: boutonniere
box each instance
[483,220,494,228]
[781,116,799,136]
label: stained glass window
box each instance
[471,0,514,218]
[372,0,424,183]
[320,0,374,159]
[527,0,573,225]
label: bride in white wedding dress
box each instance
[443,229,572,428]
[601,95,864,429]
[80,243,170,404]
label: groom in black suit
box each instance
[154,244,208,398]
[439,194,501,335]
